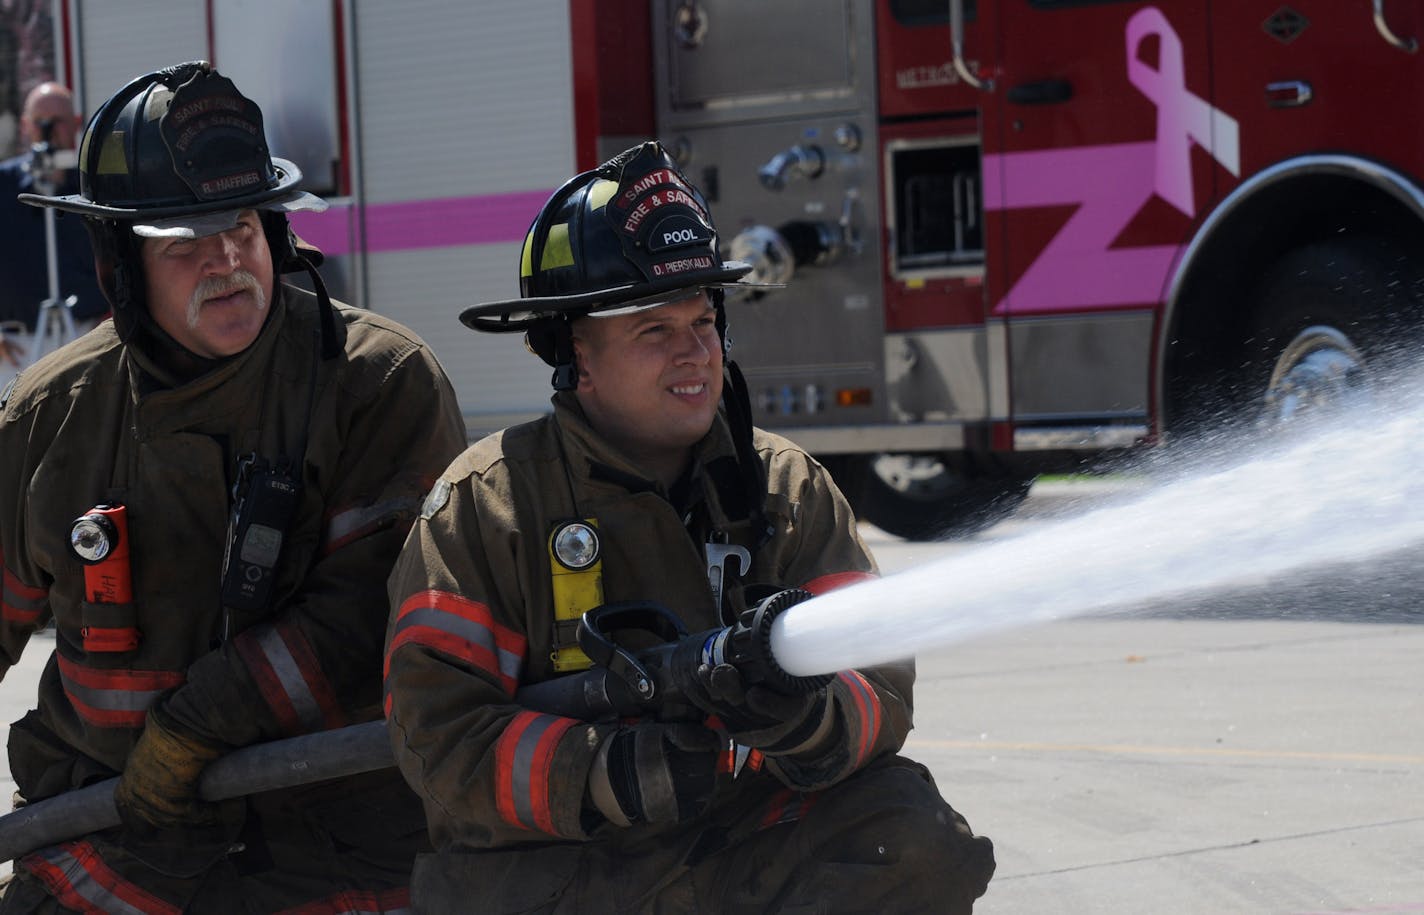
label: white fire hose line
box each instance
[772,371,1424,678]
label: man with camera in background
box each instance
[0,81,108,381]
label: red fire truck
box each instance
[585,0,1424,539]
[34,0,1424,539]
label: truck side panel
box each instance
[341,0,578,434]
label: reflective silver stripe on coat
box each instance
[255,626,326,732]
[508,714,561,829]
[394,606,523,685]
[326,495,421,546]
[57,672,164,714]
[32,846,164,915]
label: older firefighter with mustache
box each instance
[0,62,464,912]
[384,142,995,913]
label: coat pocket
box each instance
[79,599,140,653]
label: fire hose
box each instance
[0,589,819,862]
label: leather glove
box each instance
[114,704,243,877]
[587,723,722,827]
[115,705,226,831]
[671,635,832,755]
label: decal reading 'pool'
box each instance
[983,6,1240,315]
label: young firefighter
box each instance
[0,62,465,912]
[384,142,995,913]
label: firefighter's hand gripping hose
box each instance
[0,719,396,864]
[669,621,832,755]
[113,705,227,832]
[586,722,721,827]
[112,704,245,876]
[521,588,833,724]
[0,590,826,861]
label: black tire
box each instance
[840,453,1033,542]
[1241,238,1424,432]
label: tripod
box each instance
[27,137,80,363]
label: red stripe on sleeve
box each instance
[494,712,536,830]
[25,841,181,914]
[528,716,577,835]
[386,590,526,695]
[54,656,185,691]
[386,625,521,697]
[494,711,578,836]
[3,568,48,601]
[275,624,346,730]
[235,635,303,734]
[838,670,883,768]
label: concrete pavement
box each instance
[861,478,1424,914]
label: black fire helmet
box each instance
[18,61,332,351]
[459,140,778,390]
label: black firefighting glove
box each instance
[114,704,244,877]
[586,723,721,827]
[670,636,834,756]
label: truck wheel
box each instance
[1244,239,1424,432]
[1258,325,1367,430]
[846,453,1032,541]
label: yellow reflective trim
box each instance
[587,178,618,211]
[541,223,574,271]
[519,227,538,279]
[548,518,603,672]
[552,644,594,672]
[95,131,129,176]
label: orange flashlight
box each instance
[69,504,132,604]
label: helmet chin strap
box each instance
[552,345,578,391]
[291,253,340,360]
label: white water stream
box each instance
[772,370,1424,677]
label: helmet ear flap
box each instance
[82,216,146,341]
[259,210,296,269]
[525,319,578,391]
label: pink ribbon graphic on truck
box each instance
[982,6,1240,315]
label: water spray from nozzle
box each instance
[767,365,1424,678]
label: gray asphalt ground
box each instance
[0,478,1418,913]
[864,479,1424,914]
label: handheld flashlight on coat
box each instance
[68,504,133,604]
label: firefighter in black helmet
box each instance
[0,61,465,912]
[385,141,996,913]
[21,60,332,357]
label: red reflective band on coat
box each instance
[2,565,48,625]
[385,590,526,696]
[272,885,413,914]
[800,570,877,595]
[322,494,423,556]
[235,623,347,736]
[81,625,141,653]
[757,787,821,830]
[837,670,883,769]
[24,840,181,915]
[55,654,184,728]
[494,711,578,837]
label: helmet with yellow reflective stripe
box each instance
[460,141,776,389]
[20,60,322,223]
[461,141,765,331]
